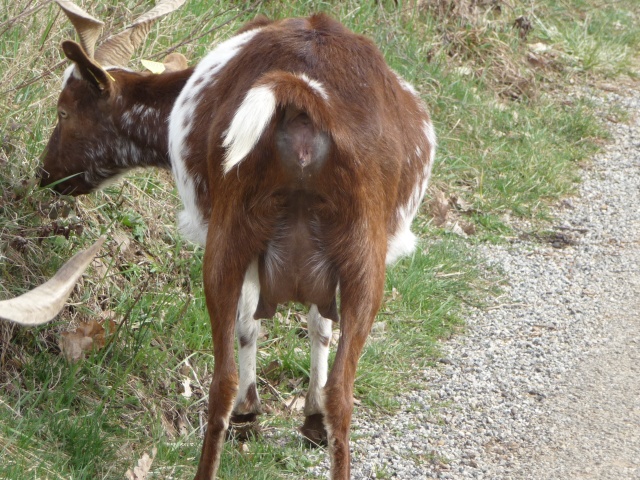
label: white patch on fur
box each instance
[298,73,329,100]
[62,65,77,88]
[222,85,277,174]
[233,259,262,414]
[423,119,437,156]
[169,28,263,245]
[386,227,417,265]
[393,71,419,98]
[386,119,436,265]
[305,305,332,415]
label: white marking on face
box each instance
[222,84,276,174]
[169,28,263,245]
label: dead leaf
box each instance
[528,42,550,54]
[59,332,93,362]
[177,411,189,436]
[59,319,115,362]
[429,190,450,226]
[371,321,387,335]
[125,447,157,480]
[161,412,177,439]
[450,222,468,237]
[181,378,192,398]
[91,257,109,278]
[451,194,473,213]
[112,232,131,253]
[287,395,306,412]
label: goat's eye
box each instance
[58,109,68,119]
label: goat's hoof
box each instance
[227,412,261,441]
[300,413,328,447]
[230,412,258,424]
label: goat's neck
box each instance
[112,68,193,170]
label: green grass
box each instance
[1,0,640,478]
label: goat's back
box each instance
[169,13,435,266]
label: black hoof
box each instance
[227,412,261,441]
[230,412,258,424]
[300,413,328,447]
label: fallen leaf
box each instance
[287,395,306,412]
[125,447,157,480]
[451,194,473,213]
[528,42,550,54]
[181,378,192,398]
[428,190,449,226]
[141,58,166,74]
[59,319,115,362]
[59,332,93,362]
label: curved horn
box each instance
[0,237,106,326]
[94,0,186,67]
[54,0,104,59]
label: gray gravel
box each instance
[325,86,640,479]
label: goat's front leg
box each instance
[324,240,386,479]
[301,304,332,445]
[194,230,255,480]
[231,259,262,424]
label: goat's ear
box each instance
[163,52,189,72]
[61,40,113,93]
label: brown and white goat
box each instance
[11,2,436,478]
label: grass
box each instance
[1,0,640,478]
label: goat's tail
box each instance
[222,71,333,175]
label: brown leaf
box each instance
[59,331,93,362]
[125,447,157,480]
[287,395,306,412]
[428,190,449,226]
[59,319,114,362]
[451,194,473,213]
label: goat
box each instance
[3,1,436,478]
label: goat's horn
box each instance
[0,237,106,326]
[94,0,186,67]
[54,0,104,59]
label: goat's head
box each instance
[0,1,187,327]
[40,0,186,195]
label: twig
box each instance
[103,276,151,354]
[485,302,530,311]
[153,0,265,59]
[0,0,50,37]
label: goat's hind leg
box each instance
[301,304,332,445]
[324,239,386,479]
[194,225,258,480]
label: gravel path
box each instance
[340,86,640,479]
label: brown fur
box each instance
[39,13,434,480]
